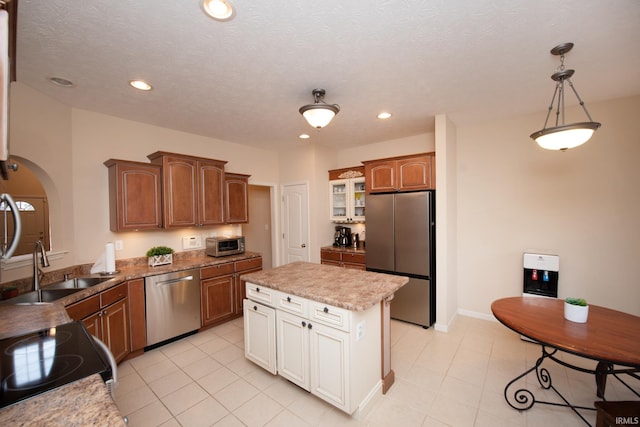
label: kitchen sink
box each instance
[1,288,84,305]
[45,276,114,290]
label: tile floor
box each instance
[114,315,638,426]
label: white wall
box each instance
[456,95,640,316]
[5,81,639,321]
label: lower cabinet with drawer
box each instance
[201,256,263,328]
[66,282,130,363]
[244,282,381,415]
[320,249,366,270]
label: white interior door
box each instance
[281,183,309,264]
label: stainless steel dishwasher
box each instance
[145,268,201,347]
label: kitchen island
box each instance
[241,261,408,416]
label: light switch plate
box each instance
[182,235,202,250]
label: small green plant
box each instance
[565,297,587,306]
[146,246,174,257]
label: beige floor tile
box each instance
[198,366,240,395]
[116,316,613,427]
[125,400,173,427]
[116,384,158,416]
[136,358,179,383]
[160,382,209,416]
[264,376,306,407]
[148,369,194,398]
[213,414,246,426]
[170,345,209,368]
[213,378,260,411]
[176,396,229,427]
[265,409,312,427]
[233,393,284,427]
[182,355,223,380]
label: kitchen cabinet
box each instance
[244,282,381,414]
[127,278,146,355]
[224,173,250,224]
[66,283,130,363]
[200,262,235,327]
[147,151,227,228]
[243,285,277,374]
[328,167,365,223]
[200,256,263,327]
[104,159,162,231]
[363,152,435,193]
[320,248,366,271]
[234,256,262,314]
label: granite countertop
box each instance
[0,251,261,425]
[0,304,125,425]
[7,251,263,308]
[0,375,126,426]
[321,245,366,254]
[241,261,407,311]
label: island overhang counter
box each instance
[240,261,409,415]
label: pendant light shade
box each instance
[299,89,340,129]
[530,43,601,151]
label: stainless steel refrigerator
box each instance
[365,191,435,327]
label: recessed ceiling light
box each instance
[48,77,74,88]
[202,0,235,21]
[129,80,153,91]
[299,134,310,139]
[377,112,392,119]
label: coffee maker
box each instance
[334,226,352,247]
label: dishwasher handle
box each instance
[154,275,195,287]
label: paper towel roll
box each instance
[105,242,116,273]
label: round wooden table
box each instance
[491,296,640,425]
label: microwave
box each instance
[206,236,245,257]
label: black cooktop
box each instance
[0,321,111,408]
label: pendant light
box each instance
[530,43,601,151]
[299,89,340,129]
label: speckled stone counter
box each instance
[0,303,71,340]
[241,261,408,311]
[320,245,366,255]
[0,304,125,425]
[0,375,125,426]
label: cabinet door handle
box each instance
[253,305,258,311]
[302,321,306,327]
[308,323,312,330]
[256,287,260,292]
[287,296,291,302]
[102,309,108,315]
[301,243,306,248]
[323,307,329,313]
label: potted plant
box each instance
[564,297,589,323]
[146,246,174,267]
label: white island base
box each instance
[241,262,408,417]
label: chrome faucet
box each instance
[32,240,50,292]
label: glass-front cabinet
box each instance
[329,177,365,222]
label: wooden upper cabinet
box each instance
[148,151,226,227]
[225,173,250,224]
[104,159,162,231]
[363,153,435,193]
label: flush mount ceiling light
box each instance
[202,0,235,21]
[48,77,74,88]
[530,43,601,151]
[129,80,152,91]
[299,89,340,129]
[377,112,392,119]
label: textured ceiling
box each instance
[14,0,640,151]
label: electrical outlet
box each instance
[356,321,365,341]
[115,240,123,251]
[182,235,202,250]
